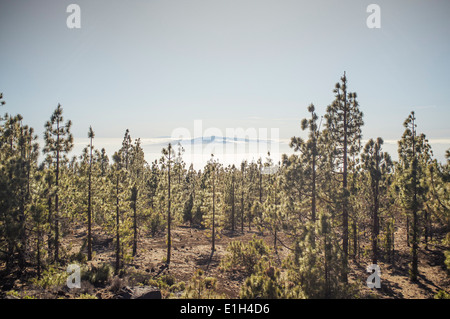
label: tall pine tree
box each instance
[397,111,432,281]
[361,137,392,264]
[43,104,73,263]
[324,73,364,283]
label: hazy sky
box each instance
[1,0,449,162]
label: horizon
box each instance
[1,0,449,168]
[33,134,449,170]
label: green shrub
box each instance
[146,210,165,237]
[181,269,224,299]
[160,274,176,287]
[30,266,68,289]
[69,251,87,264]
[220,237,270,275]
[82,263,112,286]
[169,281,186,293]
[239,268,287,299]
[434,290,450,299]
[127,270,151,286]
[6,290,37,299]
[444,250,450,276]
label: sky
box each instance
[0,0,449,166]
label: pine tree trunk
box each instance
[274,228,277,254]
[406,216,410,247]
[167,158,172,265]
[372,155,380,265]
[36,222,41,279]
[54,136,60,264]
[18,196,26,270]
[87,147,92,261]
[324,234,329,298]
[115,175,120,275]
[231,174,235,232]
[412,208,419,281]
[424,208,429,250]
[133,194,137,257]
[47,194,52,257]
[429,211,433,243]
[212,170,216,253]
[259,165,262,203]
[241,191,244,233]
[311,152,316,248]
[411,123,419,281]
[132,184,138,257]
[353,221,357,260]
[342,92,349,284]
[392,217,395,265]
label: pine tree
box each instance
[397,111,432,281]
[110,130,133,274]
[43,104,74,263]
[223,165,237,232]
[245,161,260,230]
[182,164,197,226]
[161,143,175,265]
[203,154,222,254]
[290,103,326,246]
[129,138,146,257]
[16,122,39,269]
[361,137,392,264]
[427,158,450,232]
[0,111,39,270]
[263,175,283,253]
[240,160,247,233]
[87,126,95,260]
[29,170,48,279]
[324,73,364,283]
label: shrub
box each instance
[169,281,186,293]
[160,274,176,287]
[444,250,450,276]
[239,267,287,299]
[146,210,165,237]
[434,290,450,299]
[81,263,112,286]
[69,251,87,264]
[6,290,37,299]
[30,266,67,289]
[220,237,270,275]
[181,269,224,299]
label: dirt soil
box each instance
[1,221,449,299]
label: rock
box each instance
[116,286,162,299]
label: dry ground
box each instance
[1,220,449,299]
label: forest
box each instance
[0,74,449,299]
